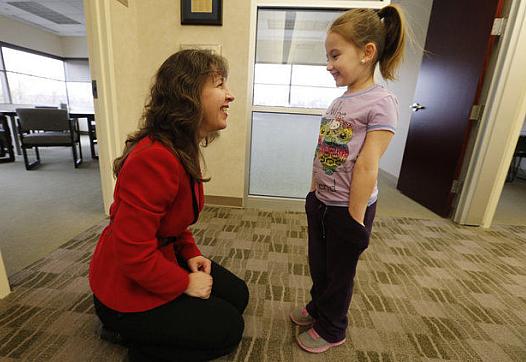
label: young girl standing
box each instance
[290,5,407,353]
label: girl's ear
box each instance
[363,42,377,63]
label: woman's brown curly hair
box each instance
[113,49,228,181]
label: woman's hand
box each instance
[187,256,212,274]
[185,271,213,299]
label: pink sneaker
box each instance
[289,306,314,326]
[296,328,346,353]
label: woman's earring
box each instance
[360,59,366,64]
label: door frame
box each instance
[454,0,526,227]
[244,0,390,209]
[83,0,128,214]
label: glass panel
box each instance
[0,71,7,103]
[291,65,335,87]
[254,9,344,109]
[290,85,343,108]
[249,112,320,198]
[7,72,67,106]
[64,59,91,82]
[0,49,7,103]
[256,9,340,66]
[254,63,291,85]
[253,84,290,107]
[66,82,94,112]
[2,47,65,81]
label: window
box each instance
[0,79,6,103]
[249,8,345,199]
[2,47,67,106]
[250,111,320,198]
[3,47,65,80]
[0,48,8,103]
[253,9,345,110]
[0,46,93,111]
[65,59,94,112]
[7,73,67,106]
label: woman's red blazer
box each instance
[89,137,204,312]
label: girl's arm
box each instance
[348,130,394,224]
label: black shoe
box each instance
[100,326,129,346]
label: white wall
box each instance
[379,0,433,178]
[61,36,89,58]
[85,0,253,211]
[0,15,88,58]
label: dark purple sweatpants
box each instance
[305,191,376,343]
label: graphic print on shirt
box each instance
[315,111,353,175]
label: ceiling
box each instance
[0,0,85,36]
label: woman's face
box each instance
[199,73,235,138]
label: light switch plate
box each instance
[180,44,222,55]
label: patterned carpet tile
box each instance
[0,207,525,361]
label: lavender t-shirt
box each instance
[312,84,398,207]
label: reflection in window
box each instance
[291,65,334,87]
[254,64,343,109]
[254,63,291,84]
[3,47,65,81]
[0,72,7,103]
[7,73,67,106]
[0,46,93,111]
[289,64,344,108]
[254,9,345,109]
[290,85,343,108]
[66,82,94,112]
[65,59,94,112]
[253,84,290,107]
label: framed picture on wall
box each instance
[181,0,222,26]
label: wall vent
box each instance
[7,1,80,24]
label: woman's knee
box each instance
[213,263,250,313]
[237,279,249,313]
[212,305,245,350]
[228,310,245,347]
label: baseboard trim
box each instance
[204,195,244,208]
[246,195,305,211]
[378,168,398,185]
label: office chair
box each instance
[0,115,15,163]
[16,108,83,170]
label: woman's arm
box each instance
[348,130,394,224]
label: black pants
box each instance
[93,261,249,362]
[305,192,376,343]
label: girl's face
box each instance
[199,73,235,139]
[325,32,371,91]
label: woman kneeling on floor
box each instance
[89,49,249,362]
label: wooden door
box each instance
[397,0,503,217]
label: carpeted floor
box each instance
[0,206,525,361]
[0,135,105,276]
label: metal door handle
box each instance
[411,103,426,112]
